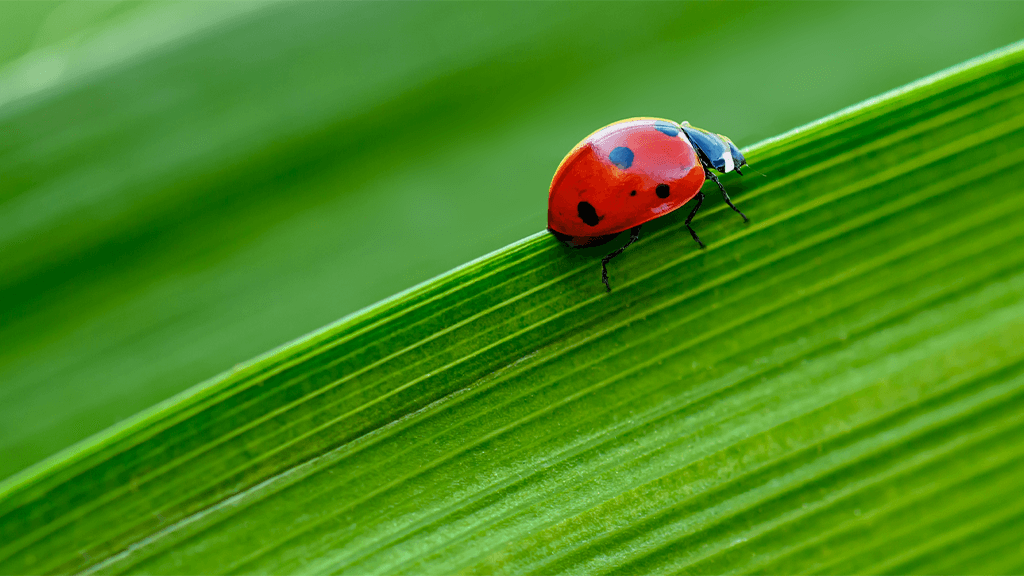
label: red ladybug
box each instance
[548,117,749,291]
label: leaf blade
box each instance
[4,40,1024,576]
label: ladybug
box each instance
[547,118,749,292]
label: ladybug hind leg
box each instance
[601,226,642,293]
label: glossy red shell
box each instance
[547,118,705,239]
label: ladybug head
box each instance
[679,122,747,175]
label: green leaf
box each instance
[4,38,1024,576]
[5,2,1024,482]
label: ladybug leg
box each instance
[704,168,749,222]
[601,225,642,293]
[684,192,706,249]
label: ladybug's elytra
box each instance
[547,118,749,292]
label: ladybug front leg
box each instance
[601,225,642,293]
[701,160,749,222]
[684,192,706,249]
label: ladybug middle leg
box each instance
[601,225,642,293]
[684,191,706,249]
[702,162,749,222]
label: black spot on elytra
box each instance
[577,201,601,226]
[630,190,637,196]
[656,184,670,198]
[609,147,634,169]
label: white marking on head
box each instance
[722,143,735,173]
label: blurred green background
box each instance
[1,1,1022,482]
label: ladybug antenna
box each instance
[744,163,769,178]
